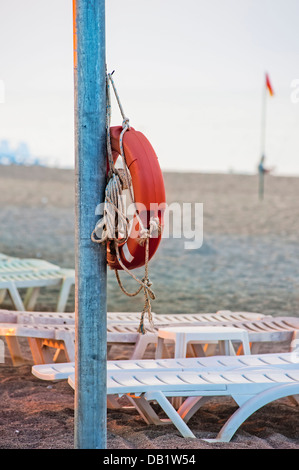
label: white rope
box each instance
[91,71,159,333]
[138,216,161,244]
[91,173,128,244]
[106,72,145,232]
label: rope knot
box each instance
[149,217,161,237]
[122,117,130,129]
[137,217,161,246]
[142,277,152,288]
[116,167,131,190]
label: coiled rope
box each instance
[91,72,159,334]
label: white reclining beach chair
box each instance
[99,366,299,442]
[153,310,269,324]
[0,309,156,325]
[1,312,298,365]
[0,254,75,312]
[0,309,266,363]
[32,350,299,380]
[0,309,267,326]
[32,350,299,442]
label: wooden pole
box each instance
[73,0,107,449]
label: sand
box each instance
[0,164,298,450]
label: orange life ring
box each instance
[107,126,166,271]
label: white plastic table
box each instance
[155,326,251,359]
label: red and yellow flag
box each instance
[265,73,274,96]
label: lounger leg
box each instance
[174,334,187,358]
[190,343,206,357]
[107,345,113,359]
[178,396,210,423]
[204,344,217,356]
[146,391,196,438]
[107,395,122,409]
[127,394,166,425]
[289,395,299,406]
[219,340,235,356]
[155,339,173,359]
[28,338,52,364]
[205,383,299,443]
[56,276,73,312]
[52,348,68,363]
[24,287,40,311]
[5,337,24,365]
[155,337,164,359]
[7,283,25,311]
[60,335,75,362]
[0,289,7,304]
[130,335,154,360]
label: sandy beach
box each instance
[0,165,298,449]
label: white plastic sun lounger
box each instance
[1,314,299,365]
[100,367,299,441]
[1,323,76,364]
[0,322,250,365]
[0,309,159,364]
[154,310,269,324]
[32,351,299,381]
[0,254,75,312]
[0,308,268,326]
[107,310,269,325]
[0,309,150,325]
[32,351,299,442]
[0,309,268,364]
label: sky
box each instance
[0,0,298,175]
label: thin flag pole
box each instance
[73,0,107,449]
[259,72,274,201]
[259,81,267,201]
[260,79,267,164]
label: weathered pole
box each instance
[73,0,107,449]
